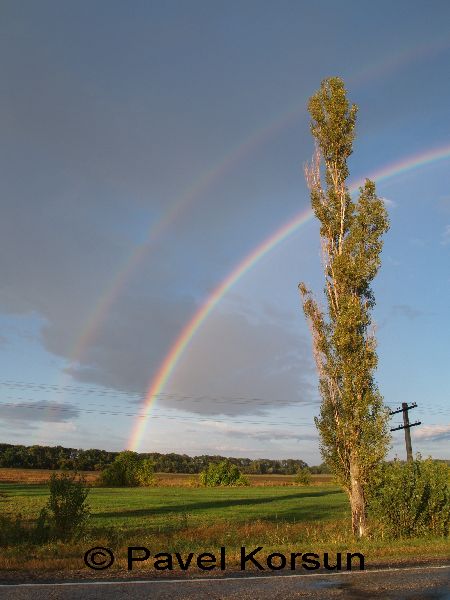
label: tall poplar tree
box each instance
[299,77,390,537]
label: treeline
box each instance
[0,443,331,474]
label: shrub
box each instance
[36,472,90,541]
[0,513,28,546]
[99,451,155,487]
[135,458,156,487]
[294,467,312,485]
[367,456,449,538]
[200,460,249,487]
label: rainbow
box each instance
[128,142,450,451]
[67,33,450,370]
[67,106,306,369]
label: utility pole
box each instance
[389,402,421,462]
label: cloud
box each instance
[380,197,397,208]
[391,304,423,320]
[0,400,80,423]
[413,424,450,442]
[0,11,319,435]
[262,304,297,324]
[63,291,197,395]
[230,429,318,443]
[60,297,317,418]
[164,309,316,416]
[196,419,318,442]
[0,136,314,424]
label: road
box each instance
[0,565,449,599]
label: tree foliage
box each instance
[294,466,312,485]
[199,460,249,487]
[367,457,449,538]
[99,451,155,487]
[36,472,90,541]
[0,443,311,474]
[299,77,390,536]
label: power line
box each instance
[0,400,316,427]
[0,380,319,407]
[4,394,319,412]
[2,381,449,414]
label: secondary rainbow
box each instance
[66,104,306,371]
[66,34,450,371]
[128,141,450,451]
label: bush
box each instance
[36,472,90,541]
[199,460,249,487]
[367,456,449,538]
[0,513,28,546]
[99,451,155,487]
[294,467,312,485]
[135,458,156,486]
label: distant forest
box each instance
[0,443,331,474]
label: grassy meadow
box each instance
[0,470,448,577]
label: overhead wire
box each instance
[0,381,448,429]
[0,400,316,427]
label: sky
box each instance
[0,0,449,465]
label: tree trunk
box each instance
[349,458,367,537]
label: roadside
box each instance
[0,555,449,585]
[1,565,449,600]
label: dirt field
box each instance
[0,468,333,486]
[155,472,334,486]
[0,468,99,484]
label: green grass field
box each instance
[1,482,347,532]
[0,478,448,575]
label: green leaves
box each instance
[199,460,249,487]
[308,78,358,180]
[294,466,312,485]
[300,78,390,534]
[37,472,90,541]
[99,450,156,487]
[367,457,450,538]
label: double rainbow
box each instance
[67,33,450,372]
[128,142,450,451]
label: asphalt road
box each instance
[1,566,449,599]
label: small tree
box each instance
[99,451,155,487]
[294,466,312,485]
[200,460,249,486]
[37,472,90,541]
[299,77,390,537]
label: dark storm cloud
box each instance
[0,7,313,412]
[61,302,317,418]
[64,293,197,395]
[164,309,317,416]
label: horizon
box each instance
[2,440,448,466]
